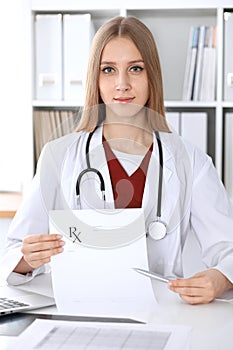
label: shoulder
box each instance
[36,131,88,172]
[45,131,85,151]
[42,131,87,157]
[161,131,213,180]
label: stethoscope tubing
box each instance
[76,128,164,221]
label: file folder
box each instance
[193,25,206,101]
[63,14,94,103]
[182,26,196,101]
[182,26,199,101]
[224,12,233,101]
[35,14,62,100]
[199,26,216,101]
[224,113,233,201]
[180,112,207,153]
[165,112,180,134]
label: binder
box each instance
[34,110,53,162]
[193,26,206,101]
[224,113,233,201]
[224,12,233,101]
[165,112,180,134]
[182,26,200,101]
[199,26,216,101]
[182,26,195,101]
[63,14,94,103]
[35,14,62,100]
[33,109,77,162]
[180,112,207,153]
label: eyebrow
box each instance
[100,59,144,65]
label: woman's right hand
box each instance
[14,234,65,274]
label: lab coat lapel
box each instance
[142,132,173,226]
[145,131,190,233]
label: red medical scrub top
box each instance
[103,139,153,208]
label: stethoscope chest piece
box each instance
[148,220,167,240]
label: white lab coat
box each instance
[1,125,233,285]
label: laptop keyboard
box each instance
[0,297,29,310]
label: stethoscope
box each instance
[76,129,167,240]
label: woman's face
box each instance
[98,37,149,113]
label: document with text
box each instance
[13,319,192,350]
[50,209,158,321]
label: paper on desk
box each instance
[50,209,158,320]
[11,319,192,350]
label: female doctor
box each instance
[1,16,233,305]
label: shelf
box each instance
[0,192,22,219]
[222,101,233,108]
[31,1,121,13]
[29,2,233,183]
[33,100,219,109]
[165,101,218,108]
[33,100,81,108]
[30,0,232,11]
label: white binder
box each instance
[180,112,207,153]
[182,26,195,101]
[165,112,180,134]
[224,113,233,201]
[182,26,199,101]
[224,12,233,101]
[199,26,216,101]
[63,14,94,103]
[35,14,62,100]
[193,26,206,101]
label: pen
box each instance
[133,268,169,283]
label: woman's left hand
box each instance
[168,269,233,305]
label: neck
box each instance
[103,122,153,155]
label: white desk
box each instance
[151,281,233,349]
[0,274,233,350]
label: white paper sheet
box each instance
[49,209,158,320]
[12,319,192,350]
[49,209,146,248]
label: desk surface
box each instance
[0,276,233,350]
[0,192,22,218]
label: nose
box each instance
[115,71,131,91]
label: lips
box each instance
[114,97,135,103]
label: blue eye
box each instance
[130,66,143,72]
[102,67,115,74]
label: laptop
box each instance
[0,285,55,316]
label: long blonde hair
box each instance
[77,16,168,132]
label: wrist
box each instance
[13,257,34,275]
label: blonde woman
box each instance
[1,16,233,304]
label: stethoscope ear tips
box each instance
[148,220,167,240]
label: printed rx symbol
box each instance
[69,227,82,243]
